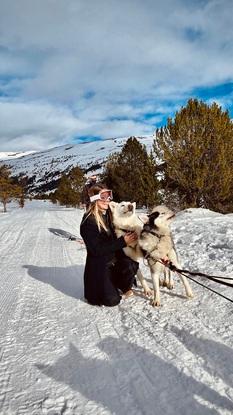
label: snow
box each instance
[0,151,36,161]
[0,200,233,415]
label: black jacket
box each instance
[80,211,138,306]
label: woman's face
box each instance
[96,189,111,211]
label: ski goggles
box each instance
[89,189,113,202]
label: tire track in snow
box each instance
[0,217,28,258]
[0,208,85,414]
[0,210,54,415]
[0,213,33,338]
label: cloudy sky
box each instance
[0,0,233,151]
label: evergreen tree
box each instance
[0,165,22,212]
[54,166,85,207]
[14,175,28,208]
[102,137,159,207]
[154,99,233,212]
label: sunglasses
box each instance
[89,189,113,202]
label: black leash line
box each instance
[177,272,233,304]
[156,260,233,303]
[168,264,233,282]
[189,274,233,288]
[165,263,233,288]
[152,258,233,287]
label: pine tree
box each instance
[15,175,28,208]
[0,165,22,212]
[102,137,159,208]
[54,166,85,207]
[154,99,233,212]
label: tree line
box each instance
[1,98,233,213]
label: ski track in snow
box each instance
[0,201,233,415]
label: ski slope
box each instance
[0,201,233,415]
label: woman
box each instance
[80,183,139,306]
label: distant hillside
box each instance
[0,151,36,160]
[0,136,154,195]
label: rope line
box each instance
[157,260,233,304]
[165,262,233,288]
[177,272,233,304]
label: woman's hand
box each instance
[124,231,138,245]
[161,256,169,264]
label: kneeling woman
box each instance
[80,184,138,306]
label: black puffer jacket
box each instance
[80,210,138,306]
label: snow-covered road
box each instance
[0,201,233,415]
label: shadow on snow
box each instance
[35,335,233,415]
[23,264,84,300]
[171,326,233,390]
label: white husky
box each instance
[138,205,194,306]
[109,201,151,296]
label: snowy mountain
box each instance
[0,135,154,194]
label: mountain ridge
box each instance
[0,135,154,195]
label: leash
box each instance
[143,250,233,287]
[162,261,233,288]
[159,260,233,304]
[175,273,233,304]
[141,247,233,303]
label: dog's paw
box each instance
[151,298,161,307]
[160,280,174,289]
[166,281,174,290]
[144,288,153,297]
[186,291,194,299]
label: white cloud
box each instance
[0,100,86,150]
[0,99,155,151]
[0,0,233,150]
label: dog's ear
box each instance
[109,201,116,211]
[149,211,160,226]
[132,202,136,210]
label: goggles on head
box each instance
[89,189,113,203]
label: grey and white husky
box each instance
[139,205,194,306]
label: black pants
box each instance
[102,253,139,307]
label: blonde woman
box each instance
[80,183,138,306]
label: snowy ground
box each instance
[0,200,233,415]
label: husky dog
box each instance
[139,205,194,306]
[109,201,151,296]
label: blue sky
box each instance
[0,0,233,151]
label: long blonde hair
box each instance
[86,183,110,232]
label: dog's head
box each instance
[144,205,175,231]
[109,201,136,219]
